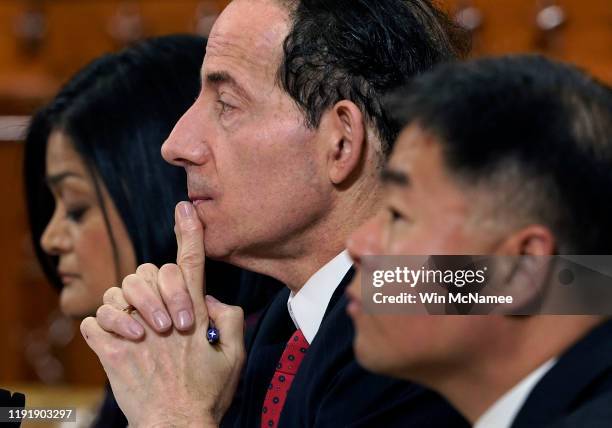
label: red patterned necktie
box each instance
[261,329,310,428]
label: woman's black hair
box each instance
[24,34,206,289]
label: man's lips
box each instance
[346,284,363,317]
[189,196,213,207]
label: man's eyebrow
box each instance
[380,168,411,187]
[205,71,251,101]
[45,171,83,187]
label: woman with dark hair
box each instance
[23,34,280,427]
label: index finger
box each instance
[175,201,207,318]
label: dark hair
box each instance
[384,55,612,253]
[24,34,206,289]
[278,0,469,155]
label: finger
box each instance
[122,273,172,332]
[158,263,196,331]
[80,317,125,372]
[136,263,159,285]
[205,295,245,358]
[81,316,113,354]
[96,304,145,340]
[175,201,207,321]
[103,286,130,309]
[101,287,148,336]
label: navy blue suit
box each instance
[511,319,612,428]
[223,269,469,427]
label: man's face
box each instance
[162,0,331,264]
[347,125,508,380]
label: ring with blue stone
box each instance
[206,325,220,345]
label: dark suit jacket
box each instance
[0,388,25,427]
[511,319,612,428]
[223,269,468,427]
[91,383,128,428]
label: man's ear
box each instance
[498,225,556,256]
[491,225,557,313]
[321,100,367,185]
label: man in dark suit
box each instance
[80,0,470,426]
[346,55,612,427]
[228,270,463,427]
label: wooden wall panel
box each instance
[0,2,55,114]
[41,0,224,85]
[439,0,612,82]
[0,0,227,114]
[0,141,29,384]
[561,0,612,82]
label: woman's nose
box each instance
[40,210,72,256]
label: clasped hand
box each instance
[81,202,245,427]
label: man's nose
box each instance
[162,104,212,167]
[40,210,72,256]
[347,213,385,265]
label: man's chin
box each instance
[353,332,384,373]
[203,240,233,262]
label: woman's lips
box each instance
[59,272,80,285]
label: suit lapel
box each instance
[239,288,293,427]
[278,268,355,426]
[237,268,355,427]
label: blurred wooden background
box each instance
[0,0,610,396]
[0,0,230,397]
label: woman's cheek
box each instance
[72,216,117,313]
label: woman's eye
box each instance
[389,207,403,222]
[66,207,87,222]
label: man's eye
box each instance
[66,207,87,222]
[217,100,234,114]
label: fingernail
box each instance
[153,310,171,330]
[179,202,194,219]
[128,321,144,338]
[177,310,193,329]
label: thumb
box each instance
[175,201,207,319]
[206,295,245,355]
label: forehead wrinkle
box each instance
[205,2,289,89]
[204,35,282,99]
[206,35,268,71]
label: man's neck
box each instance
[244,185,381,291]
[435,358,546,423]
[251,235,348,292]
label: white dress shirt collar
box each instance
[474,358,557,428]
[287,250,353,344]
